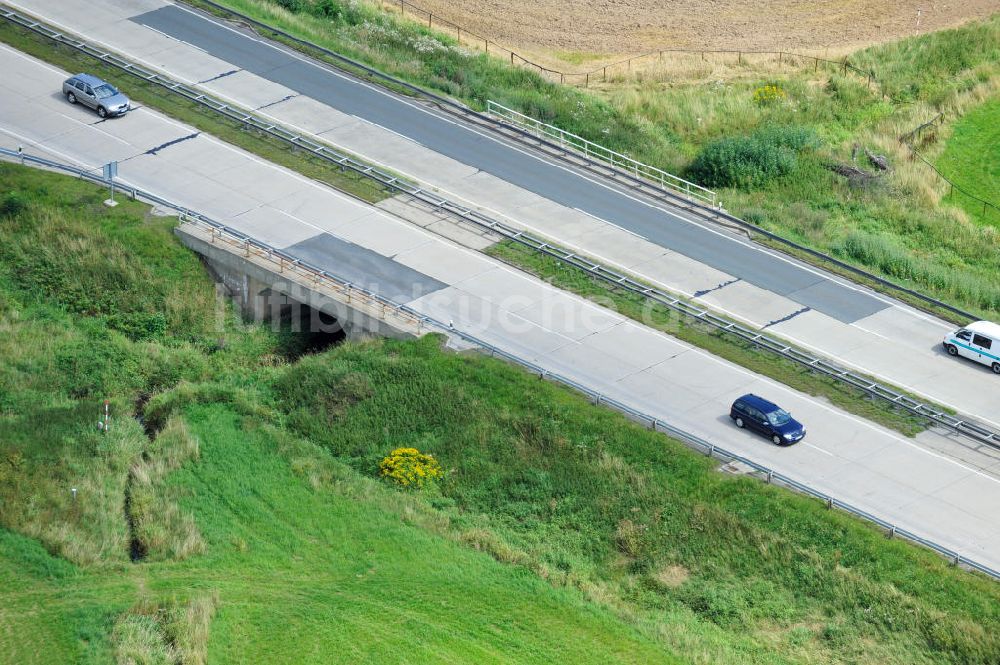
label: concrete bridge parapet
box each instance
[175,222,425,341]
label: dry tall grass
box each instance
[129,415,205,561]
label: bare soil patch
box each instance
[397,0,998,61]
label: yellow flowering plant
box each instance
[753,84,787,105]
[379,447,444,488]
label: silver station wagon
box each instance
[62,73,130,118]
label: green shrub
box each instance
[0,191,27,217]
[688,125,818,189]
[688,135,795,189]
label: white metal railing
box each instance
[487,100,717,206]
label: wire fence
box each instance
[2,144,997,582]
[378,0,886,93]
[900,114,1000,225]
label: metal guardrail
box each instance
[172,0,980,323]
[0,147,425,333]
[3,2,997,452]
[2,145,996,582]
[486,100,717,205]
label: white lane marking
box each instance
[572,207,647,241]
[5,24,997,480]
[802,443,834,457]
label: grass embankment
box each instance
[198,0,1000,316]
[0,18,389,204]
[4,165,1000,663]
[486,240,930,436]
[935,97,1000,224]
[0,164,672,664]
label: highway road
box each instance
[2,43,1000,570]
[9,0,998,434]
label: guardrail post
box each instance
[888,526,895,539]
[766,471,773,484]
[707,444,714,457]
[826,498,833,509]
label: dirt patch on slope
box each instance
[399,0,998,58]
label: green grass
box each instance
[936,97,1000,225]
[485,240,931,437]
[193,0,1000,316]
[3,165,999,664]
[0,19,390,205]
[0,163,676,663]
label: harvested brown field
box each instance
[393,0,999,61]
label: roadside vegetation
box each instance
[195,0,1000,316]
[0,164,673,664]
[486,240,931,436]
[0,4,975,434]
[3,165,1000,663]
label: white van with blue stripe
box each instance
[943,321,1000,374]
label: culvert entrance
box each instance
[260,289,347,360]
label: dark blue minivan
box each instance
[730,394,805,445]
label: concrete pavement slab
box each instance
[766,309,870,357]
[332,213,434,257]
[534,343,641,384]
[136,42,236,85]
[37,123,137,164]
[264,94,356,135]
[699,279,808,329]
[629,249,735,298]
[839,343,944,385]
[654,351,758,400]
[494,198,607,241]
[201,70,297,110]
[227,206,323,249]
[393,241,496,285]
[514,295,623,341]
[9,0,132,32]
[571,223,682,269]
[321,120,483,186]
[83,20,181,60]
[268,188,378,233]
[578,322,688,369]
[451,268,555,309]
[853,306,952,349]
[208,160,314,205]
[612,365,717,413]
[458,171,545,211]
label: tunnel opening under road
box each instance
[259,288,347,360]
